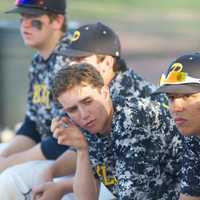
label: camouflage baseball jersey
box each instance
[84,96,183,200]
[45,67,168,159]
[181,136,200,197]
[25,34,70,139]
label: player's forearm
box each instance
[74,150,99,200]
[50,150,77,178]
[0,135,36,157]
[56,178,74,195]
[0,144,45,172]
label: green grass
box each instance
[69,0,200,20]
[1,0,200,21]
[68,0,200,10]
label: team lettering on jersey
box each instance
[96,163,118,186]
[32,83,50,108]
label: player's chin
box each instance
[24,41,36,48]
[84,126,100,135]
[177,127,195,137]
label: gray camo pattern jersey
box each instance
[181,136,200,196]
[84,96,183,200]
[26,34,69,138]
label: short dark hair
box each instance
[113,57,127,72]
[95,55,127,73]
[52,63,104,99]
[48,13,67,32]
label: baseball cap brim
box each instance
[58,48,94,58]
[6,7,48,15]
[154,83,200,94]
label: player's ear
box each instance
[101,85,110,100]
[100,55,114,69]
[52,14,65,30]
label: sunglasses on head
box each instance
[16,0,45,8]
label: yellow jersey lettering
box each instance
[40,84,50,107]
[96,163,118,186]
[33,84,41,104]
[33,84,50,108]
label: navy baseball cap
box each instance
[155,53,200,94]
[6,0,66,15]
[58,22,121,58]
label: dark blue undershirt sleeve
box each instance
[16,115,41,143]
[41,136,69,160]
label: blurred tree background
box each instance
[1,0,200,129]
